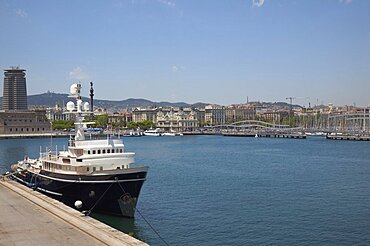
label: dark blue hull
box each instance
[12,168,148,217]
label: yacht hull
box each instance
[11,167,148,217]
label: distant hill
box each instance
[0,92,299,111]
[0,92,208,110]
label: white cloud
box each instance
[172,65,185,72]
[157,0,175,8]
[252,0,265,8]
[69,67,89,81]
[15,9,28,18]
[339,0,353,4]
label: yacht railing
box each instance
[40,151,59,161]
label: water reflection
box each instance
[91,213,145,240]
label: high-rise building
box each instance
[2,67,28,111]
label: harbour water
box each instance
[1,136,370,245]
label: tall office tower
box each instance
[2,67,28,111]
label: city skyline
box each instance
[0,0,369,107]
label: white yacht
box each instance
[10,83,148,217]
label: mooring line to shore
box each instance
[117,181,170,246]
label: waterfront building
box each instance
[0,110,51,134]
[2,67,28,111]
[193,108,206,127]
[225,105,256,123]
[156,107,198,132]
[46,104,75,121]
[205,104,225,125]
[107,112,132,129]
[258,110,289,124]
[132,107,158,123]
[1,67,51,134]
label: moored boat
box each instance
[143,128,161,136]
[10,83,148,217]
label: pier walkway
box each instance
[0,179,147,246]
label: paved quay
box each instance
[0,179,148,246]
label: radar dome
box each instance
[66,101,75,111]
[83,102,90,111]
[70,84,79,95]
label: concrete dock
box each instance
[223,132,306,139]
[0,179,148,246]
[326,134,370,141]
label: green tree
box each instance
[52,120,74,130]
[126,121,138,129]
[94,114,108,128]
[140,120,153,130]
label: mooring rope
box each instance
[85,181,114,216]
[117,181,170,246]
[0,169,23,180]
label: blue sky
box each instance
[0,0,369,107]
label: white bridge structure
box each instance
[204,120,303,132]
[327,112,370,133]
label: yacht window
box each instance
[98,150,101,154]
[93,167,96,172]
[112,149,115,153]
[87,167,89,172]
[107,149,110,153]
[116,166,120,169]
[100,166,103,171]
[88,150,91,154]
[122,165,124,169]
[76,159,82,162]
[93,150,96,154]
[120,149,123,153]
[102,150,106,154]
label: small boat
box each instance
[162,129,183,137]
[122,130,143,137]
[10,83,148,217]
[144,128,161,136]
[162,132,183,136]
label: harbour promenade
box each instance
[0,132,70,139]
[0,178,148,246]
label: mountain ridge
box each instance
[0,92,299,110]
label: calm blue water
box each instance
[1,136,370,245]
